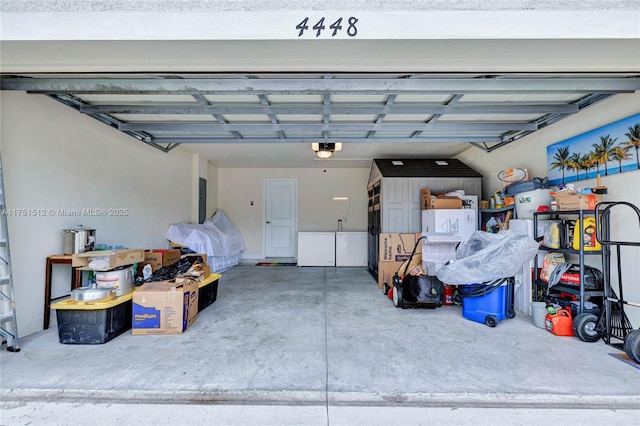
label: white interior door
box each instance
[265,179,297,257]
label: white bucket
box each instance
[515,189,553,219]
[530,302,547,329]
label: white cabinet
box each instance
[336,232,368,266]
[297,232,336,266]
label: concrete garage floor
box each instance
[1,265,639,425]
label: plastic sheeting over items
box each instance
[436,230,539,285]
[166,210,245,272]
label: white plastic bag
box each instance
[436,230,539,285]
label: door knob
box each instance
[266,221,271,223]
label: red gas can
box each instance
[443,285,454,306]
[545,307,574,336]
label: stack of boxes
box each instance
[53,249,145,344]
[53,247,219,344]
[376,188,479,290]
[132,250,213,335]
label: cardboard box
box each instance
[378,261,404,289]
[179,253,210,279]
[143,249,181,272]
[430,197,463,209]
[421,188,433,210]
[132,279,199,335]
[421,188,464,210]
[377,233,420,288]
[422,209,477,242]
[72,249,145,271]
[378,233,420,262]
[553,192,603,211]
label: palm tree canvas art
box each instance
[547,114,640,186]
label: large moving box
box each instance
[421,209,477,242]
[377,233,420,288]
[132,279,199,335]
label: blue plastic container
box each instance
[460,281,511,326]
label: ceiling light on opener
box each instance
[312,142,342,159]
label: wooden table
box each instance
[44,255,83,330]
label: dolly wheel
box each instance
[574,313,600,343]
[485,315,498,328]
[624,330,640,363]
[383,283,390,295]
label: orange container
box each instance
[545,308,574,336]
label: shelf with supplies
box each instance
[532,280,604,301]
[532,209,605,314]
[478,205,516,232]
[537,245,602,256]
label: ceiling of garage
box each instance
[1,1,639,168]
[2,72,639,168]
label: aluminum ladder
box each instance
[0,152,20,352]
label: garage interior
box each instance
[1,1,640,424]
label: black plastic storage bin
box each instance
[198,278,219,312]
[54,298,132,344]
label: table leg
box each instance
[44,257,52,330]
[73,268,82,289]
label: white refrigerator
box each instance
[336,231,368,266]
[297,232,336,266]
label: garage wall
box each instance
[458,92,640,201]
[207,162,219,218]
[0,91,195,337]
[458,91,640,325]
[217,167,369,259]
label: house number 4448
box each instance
[296,17,359,37]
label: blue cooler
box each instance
[459,278,515,327]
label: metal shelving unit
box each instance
[533,209,605,315]
[0,152,20,352]
[478,205,516,231]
